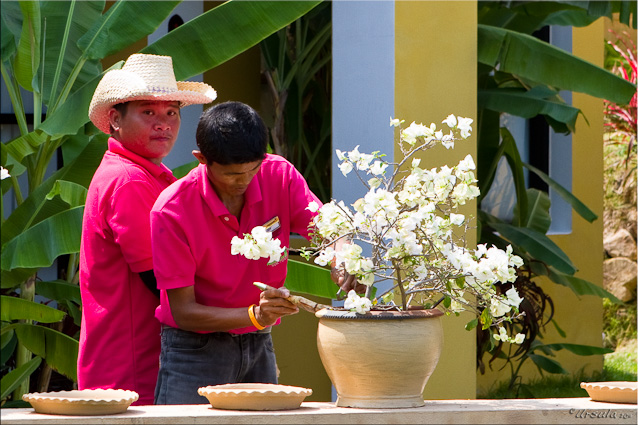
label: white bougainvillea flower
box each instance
[1,166,10,180]
[368,177,382,189]
[457,116,473,138]
[338,161,353,177]
[306,201,320,213]
[441,132,455,149]
[505,287,523,308]
[314,246,336,267]
[457,154,476,171]
[514,333,526,344]
[442,114,457,128]
[344,290,372,314]
[347,145,362,163]
[449,213,465,226]
[493,326,509,341]
[390,117,403,127]
[230,226,286,264]
[369,160,388,176]
[401,122,431,146]
[489,297,511,318]
[336,149,347,161]
[356,153,375,171]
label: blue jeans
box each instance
[154,326,278,405]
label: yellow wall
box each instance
[395,1,478,400]
[476,20,607,393]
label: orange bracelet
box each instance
[248,304,266,330]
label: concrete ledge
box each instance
[1,398,636,424]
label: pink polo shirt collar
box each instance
[108,138,173,181]
[197,163,263,218]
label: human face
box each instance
[205,159,263,200]
[109,100,180,165]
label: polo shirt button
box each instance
[224,217,229,221]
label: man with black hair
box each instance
[151,101,358,404]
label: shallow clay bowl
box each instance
[198,383,312,410]
[580,381,637,404]
[22,388,139,415]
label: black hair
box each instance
[196,101,268,165]
[109,102,129,134]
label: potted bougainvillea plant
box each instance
[231,114,526,408]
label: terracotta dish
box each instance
[198,383,312,410]
[580,381,637,404]
[22,389,139,415]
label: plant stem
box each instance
[393,261,408,310]
[12,274,36,402]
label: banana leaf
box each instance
[479,127,528,225]
[478,24,636,105]
[480,211,577,275]
[531,263,624,304]
[35,280,82,305]
[1,206,84,271]
[0,296,66,323]
[0,268,37,290]
[478,87,580,133]
[0,356,42,400]
[285,258,338,299]
[1,323,15,350]
[13,1,40,92]
[538,342,613,355]
[0,2,21,62]
[172,160,199,180]
[2,130,48,166]
[142,1,322,80]
[1,137,105,247]
[527,353,568,374]
[13,323,78,381]
[46,180,88,208]
[523,162,598,223]
[513,188,552,234]
[37,1,104,107]
[38,66,118,138]
[78,1,180,60]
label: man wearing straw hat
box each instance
[78,53,216,405]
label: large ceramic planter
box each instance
[316,308,444,408]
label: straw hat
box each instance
[89,53,217,134]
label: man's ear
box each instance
[192,150,207,165]
[108,108,121,132]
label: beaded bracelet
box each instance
[248,304,266,330]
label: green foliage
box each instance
[476,0,635,388]
[479,340,613,398]
[260,2,332,202]
[480,342,637,399]
[479,369,591,399]
[1,0,321,405]
[284,259,338,299]
[602,298,637,350]
[604,342,638,380]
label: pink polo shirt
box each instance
[78,138,176,405]
[151,154,320,333]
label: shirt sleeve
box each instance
[286,163,322,239]
[108,180,159,273]
[150,206,197,290]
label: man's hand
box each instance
[331,266,367,295]
[255,287,299,327]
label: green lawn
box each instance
[480,340,637,399]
